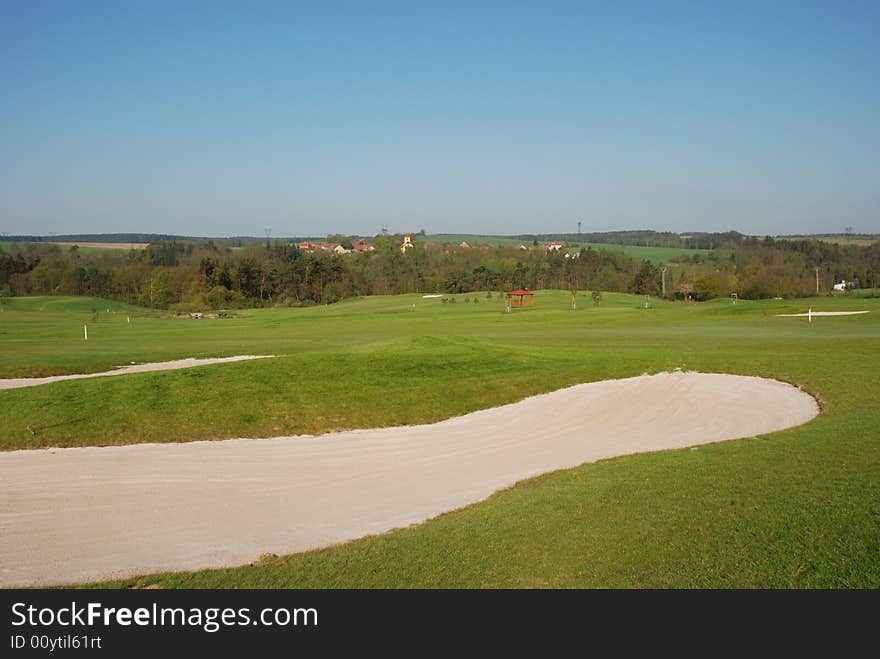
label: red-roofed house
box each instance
[352,239,375,252]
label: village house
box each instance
[352,239,375,253]
[314,243,350,254]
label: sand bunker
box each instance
[0,371,819,587]
[776,310,870,317]
[0,356,273,391]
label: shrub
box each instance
[693,273,722,301]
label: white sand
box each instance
[0,371,819,587]
[776,310,870,317]
[0,356,274,391]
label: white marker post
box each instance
[808,305,812,323]
[84,324,88,341]
[127,316,130,324]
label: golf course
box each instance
[1,291,878,588]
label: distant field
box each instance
[423,233,525,246]
[1,241,37,252]
[1,291,878,588]
[779,235,879,246]
[422,234,709,263]
[47,241,148,250]
[0,241,147,257]
[575,241,709,263]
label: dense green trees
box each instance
[0,235,877,309]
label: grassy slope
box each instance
[2,292,878,587]
[5,291,870,448]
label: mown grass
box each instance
[5,291,869,449]
[2,291,878,587]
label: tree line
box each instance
[1,235,878,310]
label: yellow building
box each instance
[400,234,414,254]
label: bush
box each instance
[740,278,775,300]
[199,285,245,309]
[322,282,340,304]
[693,273,722,301]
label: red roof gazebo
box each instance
[505,289,535,309]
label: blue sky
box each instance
[1,1,878,237]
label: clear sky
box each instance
[1,1,878,237]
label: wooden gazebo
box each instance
[505,289,535,311]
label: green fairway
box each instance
[2,292,879,587]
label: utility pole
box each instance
[577,221,582,235]
[661,267,667,298]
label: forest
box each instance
[1,234,878,310]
